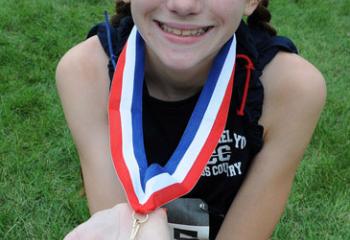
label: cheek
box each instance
[209,0,245,25]
[130,0,162,38]
[130,0,160,17]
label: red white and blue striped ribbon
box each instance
[109,26,237,213]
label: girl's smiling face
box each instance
[123,0,259,74]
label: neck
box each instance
[144,49,214,101]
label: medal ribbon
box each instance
[109,26,237,213]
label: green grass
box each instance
[0,0,349,239]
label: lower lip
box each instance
[155,22,211,45]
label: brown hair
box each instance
[111,1,276,35]
[111,2,131,27]
[247,0,277,35]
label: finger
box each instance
[136,208,171,240]
[63,228,80,240]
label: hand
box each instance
[64,203,170,240]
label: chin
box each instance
[158,50,202,68]
[162,58,200,72]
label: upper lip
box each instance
[155,20,214,30]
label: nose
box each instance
[166,0,202,17]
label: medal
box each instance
[130,212,149,240]
[109,26,237,214]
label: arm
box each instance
[56,36,126,214]
[216,52,326,239]
[57,37,171,240]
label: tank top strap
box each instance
[233,22,298,155]
[86,13,133,82]
[249,26,298,71]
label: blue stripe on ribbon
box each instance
[131,32,148,190]
[131,29,234,190]
[164,37,233,174]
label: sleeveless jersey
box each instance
[87,16,297,239]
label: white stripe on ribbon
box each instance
[120,27,237,204]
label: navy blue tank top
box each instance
[88,16,297,239]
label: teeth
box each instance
[160,23,207,37]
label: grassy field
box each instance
[0,0,349,239]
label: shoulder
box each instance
[56,35,108,88]
[55,35,110,105]
[55,36,111,128]
[259,51,326,137]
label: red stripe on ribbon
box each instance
[109,43,142,210]
[129,66,235,214]
[109,40,236,214]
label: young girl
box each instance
[57,0,326,239]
